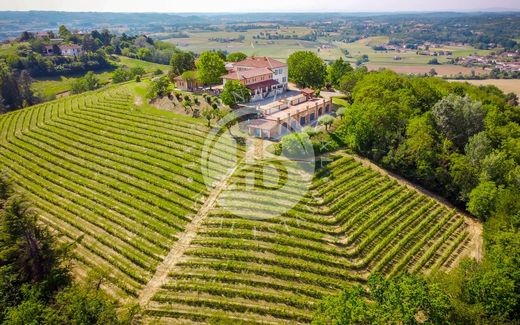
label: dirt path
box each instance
[348,153,483,264]
[137,162,241,307]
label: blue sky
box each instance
[3,0,520,12]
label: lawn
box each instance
[31,56,170,100]
[31,70,113,99]
[115,56,170,72]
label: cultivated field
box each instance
[0,84,480,323]
[338,37,493,77]
[164,28,343,61]
[167,31,493,76]
[449,79,520,96]
[0,82,242,299]
[144,154,479,323]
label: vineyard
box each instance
[0,83,242,299]
[0,83,480,324]
[145,155,480,323]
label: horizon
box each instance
[3,0,520,13]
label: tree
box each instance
[464,132,492,168]
[112,68,130,83]
[287,51,327,89]
[432,94,486,150]
[327,57,353,88]
[506,92,518,106]
[170,51,195,76]
[220,80,251,107]
[147,76,171,99]
[318,114,335,132]
[201,107,217,127]
[58,25,71,40]
[129,66,145,77]
[196,51,226,87]
[17,70,34,106]
[137,48,152,61]
[71,72,100,95]
[0,189,69,321]
[338,66,367,95]
[180,70,199,83]
[280,132,313,159]
[226,52,247,62]
[468,181,500,221]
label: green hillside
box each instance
[0,83,478,323]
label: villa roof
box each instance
[265,98,329,120]
[222,67,273,80]
[246,79,279,91]
[234,56,287,69]
[59,44,82,50]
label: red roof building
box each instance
[222,56,288,102]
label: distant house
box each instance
[43,45,55,56]
[59,44,83,56]
[43,44,83,57]
[222,56,288,102]
[36,31,50,38]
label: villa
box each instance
[43,44,83,57]
[247,88,333,139]
[222,56,288,102]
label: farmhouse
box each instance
[43,44,83,57]
[222,56,288,102]
[247,89,333,139]
[174,72,203,91]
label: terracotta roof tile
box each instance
[234,56,287,69]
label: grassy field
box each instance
[165,28,344,61]
[31,56,170,100]
[337,37,494,77]
[167,31,493,76]
[0,85,479,323]
[31,70,114,99]
[449,79,520,96]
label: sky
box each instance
[2,0,520,13]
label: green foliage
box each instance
[280,132,313,158]
[201,106,217,127]
[170,51,195,76]
[226,52,247,62]
[318,114,335,131]
[146,75,171,99]
[112,68,130,83]
[287,51,327,88]
[335,106,347,119]
[432,94,485,150]
[313,273,451,324]
[468,181,500,221]
[196,51,227,86]
[71,71,100,94]
[338,66,368,95]
[220,80,251,107]
[327,57,353,88]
